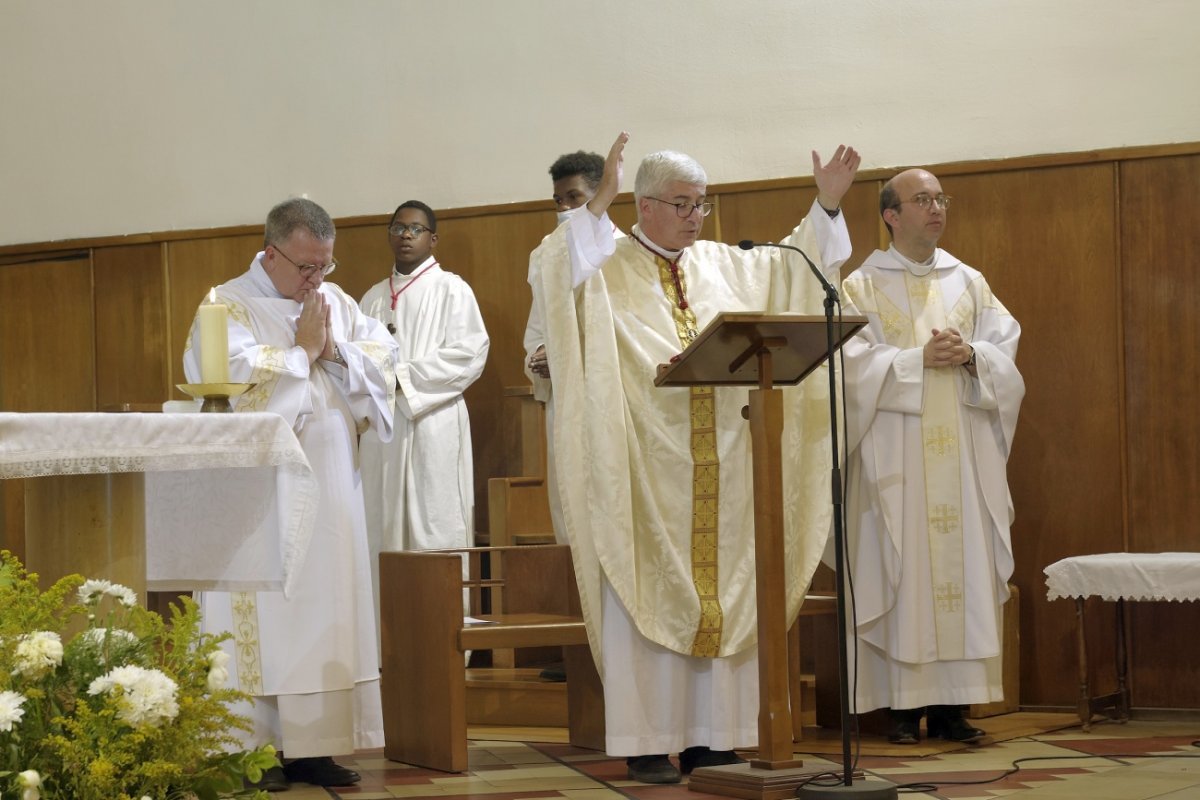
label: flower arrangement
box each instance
[0,551,278,800]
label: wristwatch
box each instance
[332,344,346,365]
[964,346,976,368]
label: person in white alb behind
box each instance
[359,200,489,626]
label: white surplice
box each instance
[528,200,850,755]
[840,246,1024,712]
[183,255,398,757]
[359,258,489,608]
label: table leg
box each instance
[1075,597,1091,732]
[1114,598,1130,722]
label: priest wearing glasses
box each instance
[184,197,398,791]
[527,133,860,783]
[839,169,1024,746]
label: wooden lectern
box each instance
[654,312,865,800]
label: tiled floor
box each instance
[283,718,1200,800]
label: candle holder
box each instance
[176,383,254,413]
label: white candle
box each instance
[198,288,230,384]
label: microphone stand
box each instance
[741,240,896,799]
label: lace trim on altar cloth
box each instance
[1044,552,1200,603]
[0,412,310,478]
[0,445,306,478]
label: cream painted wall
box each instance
[1,0,1196,246]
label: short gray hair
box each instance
[634,151,708,200]
[263,198,336,248]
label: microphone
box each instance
[738,239,839,301]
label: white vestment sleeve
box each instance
[394,284,490,421]
[797,198,852,277]
[325,290,399,443]
[522,269,551,403]
[567,210,618,287]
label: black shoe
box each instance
[245,765,289,793]
[678,746,746,774]
[926,705,986,743]
[626,754,681,784]
[539,663,567,682]
[281,756,361,787]
[887,707,923,744]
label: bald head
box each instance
[880,168,948,262]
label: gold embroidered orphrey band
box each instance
[654,251,724,657]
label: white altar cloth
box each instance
[0,412,316,596]
[1044,552,1200,603]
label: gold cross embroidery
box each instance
[929,504,960,535]
[934,582,964,613]
[924,426,958,457]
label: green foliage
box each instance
[0,552,277,800]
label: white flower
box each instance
[88,665,180,727]
[77,578,138,607]
[12,631,63,679]
[207,650,231,691]
[81,627,139,646]
[19,769,42,800]
[0,689,27,731]
[78,578,115,605]
[110,583,138,607]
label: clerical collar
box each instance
[250,253,290,300]
[889,245,937,277]
[393,255,436,279]
[631,225,684,262]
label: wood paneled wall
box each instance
[1,143,1198,711]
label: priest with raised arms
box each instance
[527,132,860,783]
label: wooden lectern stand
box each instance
[655,312,865,800]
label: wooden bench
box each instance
[380,545,604,772]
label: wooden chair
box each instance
[486,476,556,547]
[380,544,604,772]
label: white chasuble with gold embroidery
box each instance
[183,255,398,754]
[840,246,1024,712]
[530,200,851,668]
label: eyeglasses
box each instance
[388,223,433,237]
[270,244,338,278]
[897,193,952,211]
[646,196,714,218]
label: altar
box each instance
[0,412,316,597]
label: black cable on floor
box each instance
[890,744,1200,794]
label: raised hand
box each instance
[812,145,861,211]
[587,131,630,219]
[295,289,329,364]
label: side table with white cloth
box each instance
[1044,552,1200,731]
[0,412,316,599]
